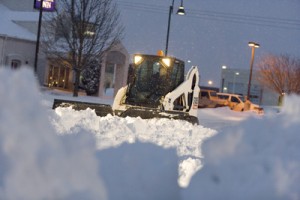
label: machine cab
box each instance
[126,54,185,108]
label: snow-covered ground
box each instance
[1,68,299,200]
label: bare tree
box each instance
[42,0,124,96]
[257,54,300,105]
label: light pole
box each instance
[165,0,185,56]
[221,65,227,92]
[34,0,44,74]
[247,41,260,100]
[233,72,239,94]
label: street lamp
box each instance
[221,65,227,92]
[247,41,260,100]
[165,0,185,56]
[233,72,239,94]
[34,0,45,74]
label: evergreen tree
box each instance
[81,63,100,95]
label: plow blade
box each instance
[117,107,199,125]
[52,99,113,117]
[52,99,198,124]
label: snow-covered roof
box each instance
[0,3,39,41]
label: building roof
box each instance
[1,0,36,11]
[0,3,38,41]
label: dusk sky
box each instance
[116,0,300,87]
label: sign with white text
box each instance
[34,0,56,12]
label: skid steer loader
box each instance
[52,53,200,124]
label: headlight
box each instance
[134,55,143,65]
[162,58,171,67]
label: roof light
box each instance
[157,50,164,56]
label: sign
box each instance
[34,0,56,12]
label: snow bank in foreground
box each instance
[183,95,300,200]
[96,142,181,200]
[0,68,107,200]
[0,68,214,199]
[3,68,299,200]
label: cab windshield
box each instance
[126,55,184,107]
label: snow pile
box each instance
[96,142,181,200]
[183,95,300,200]
[0,68,107,200]
[52,104,217,188]
[1,68,300,200]
[0,68,216,199]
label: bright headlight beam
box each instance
[162,58,171,67]
[134,55,143,65]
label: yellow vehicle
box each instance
[217,93,263,113]
[198,89,224,108]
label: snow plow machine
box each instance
[52,53,200,124]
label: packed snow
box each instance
[0,67,299,200]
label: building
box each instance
[0,0,129,98]
[46,42,129,98]
[0,1,38,70]
[98,43,129,98]
[220,67,278,105]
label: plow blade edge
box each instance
[52,99,113,117]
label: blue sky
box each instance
[116,0,300,87]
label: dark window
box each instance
[210,91,217,97]
[105,63,115,73]
[218,95,229,100]
[200,91,209,98]
[171,61,184,89]
[231,96,240,103]
[173,94,186,111]
[11,59,21,69]
[104,63,115,91]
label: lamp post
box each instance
[247,41,260,100]
[165,0,185,56]
[34,0,44,74]
[221,65,227,92]
[233,72,239,94]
